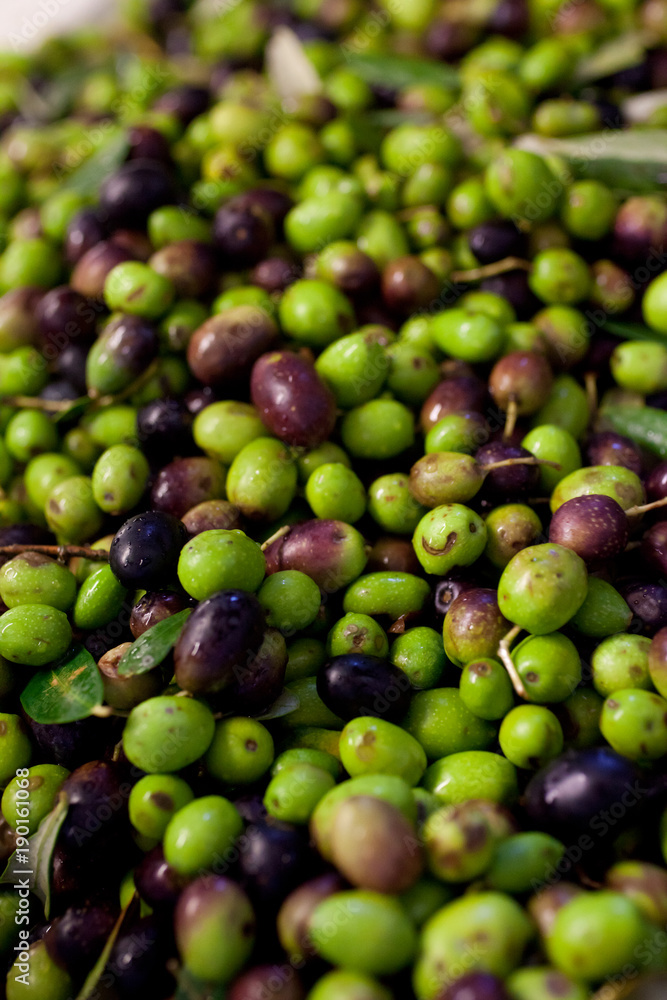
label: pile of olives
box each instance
[2,0,667,998]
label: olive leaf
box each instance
[254,688,300,721]
[515,129,667,193]
[344,52,459,91]
[0,794,68,919]
[61,128,130,196]
[574,32,646,83]
[21,645,104,724]
[599,405,667,460]
[75,894,141,1000]
[117,608,193,678]
[604,320,667,344]
[54,397,92,426]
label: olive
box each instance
[99,159,177,229]
[110,511,188,590]
[150,456,226,519]
[188,307,279,389]
[317,653,412,722]
[251,350,337,449]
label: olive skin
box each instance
[188,307,279,388]
[317,653,412,722]
[251,351,337,449]
[109,512,189,590]
[549,494,629,562]
[174,590,266,695]
[263,518,368,592]
[59,760,127,853]
[99,159,177,229]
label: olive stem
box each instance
[0,395,80,412]
[451,256,532,282]
[261,524,291,551]
[91,358,161,409]
[0,544,109,561]
[625,495,667,517]
[484,456,561,473]
[497,624,527,699]
[91,705,115,718]
[502,398,518,441]
[584,370,598,420]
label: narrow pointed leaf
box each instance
[515,130,667,193]
[118,608,193,677]
[62,129,129,196]
[255,689,300,721]
[604,320,667,343]
[1,794,69,919]
[75,895,141,1000]
[574,32,645,83]
[344,52,459,91]
[21,645,103,724]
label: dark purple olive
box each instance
[45,905,116,974]
[549,494,629,562]
[251,256,300,293]
[439,972,510,1000]
[228,188,293,231]
[614,196,667,266]
[184,385,218,415]
[227,627,287,714]
[317,653,412,722]
[71,241,135,299]
[0,523,52,548]
[421,375,487,432]
[263,519,367,592]
[153,84,210,124]
[476,442,539,499]
[65,208,107,265]
[41,380,80,402]
[54,342,89,394]
[585,431,643,475]
[110,511,188,589]
[481,269,541,319]
[137,398,193,459]
[110,228,154,261]
[187,307,278,389]
[148,240,218,297]
[434,575,475,617]
[239,820,317,908]
[647,461,667,505]
[35,285,98,352]
[233,792,267,826]
[622,582,667,635]
[60,761,127,852]
[524,747,646,837]
[641,521,667,576]
[426,18,480,59]
[367,537,422,575]
[443,588,510,666]
[174,590,265,694]
[26,716,118,770]
[150,456,226,519]
[102,916,175,999]
[0,287,42,352]
[134,846,189,910]
[99,159,177,229]
[127,124,172,164]
[276,873,345,965]
[130,590,192,638]
[213,203,274,266]
[227,965,306,1000]
[181,499,242,537]
[250,351,337,449]
[468,221,526,265]
[318,244,378,297]
[381,256,439,315]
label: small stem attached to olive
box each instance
[91,358,161,409]
[91,705,115,718]
[497,624,527,698]
[484,456,561,473]
[502,397,518,441]
[451,256,532,282]
[0,544,109,561]
[260,524,291,551]
[584,370,598,420]
[625,495,667,517]
[0,395,80,412]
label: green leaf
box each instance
[515,129,667,194]
[1,795,68,919]
[61,129,129,197]
[21,645,103,724]
[118,608,193,678]
[54,397,91,426]
[604,320,667,343]
[344,52,459,91]
[600,405,667,460]
[255,689,300,721]
[75,894,141,1000]
[574,32,645,83]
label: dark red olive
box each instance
[187,307,278,388]
[549,494,629,562]
[70,241,135,299]
[421,375,487,432]
[150,456,226,519]
[251,350,336,449]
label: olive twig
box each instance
[497,624,527,699]
[625,495,667,517]
[0,544,109,561]
[451,256,532,283]
[485,456,561,472]
[0,395,79,412]
[261,524,291,551]
[584,371,598,420]
[502,397,518,441]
